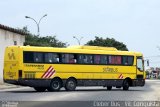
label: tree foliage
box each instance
[86,36,128,51]
[24,35,67,47]
[22,27,67,47]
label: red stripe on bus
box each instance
[42,67,53,78]
[118,74,123,79]
[41,66,52,78]
[118,74,122,79]
[44,68,54,78]
[48,70,56,78]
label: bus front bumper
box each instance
[132,79,145,86]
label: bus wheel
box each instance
[123,79,129,90]
[65,78,77,91]
[48,78,62,92]
[107,86,112,90]
[34,87,46,92]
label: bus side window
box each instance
[128,56,134,65]
[100,55,108,64]
[45,53,59,63]
[94,55,100,64]
[83,55,88,63]
[77,55,83,64]
[108,55,122,65]
[122,56,134,65]
[69,54,76,63]
[77,54,93,64]
[60,54,77,64]
[84,55,93,64]
[56,57,60,62]
[34,52,43,63]
[108,56,115,64]
[24,52,34,63]
[61,54,69,63]
[73,54,77,63]
[122,56,128,65]
[115,56,122,64]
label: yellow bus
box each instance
[3,45,145,92]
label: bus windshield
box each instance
[137,57,144,71]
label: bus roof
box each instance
[67,46,118,51]
[7,45,143,56]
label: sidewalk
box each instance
[0,82,19,90]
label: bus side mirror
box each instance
[147,60,149,66]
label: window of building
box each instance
[5,31,9,40]
[14,41,17,45]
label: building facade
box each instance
[0,24,27,82]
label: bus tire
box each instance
[65,78,77,91]
[107,86,112,90]
[48,78,62,92]
[123,79,129,90]
[34,87,46,92]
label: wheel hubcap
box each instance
[52,81,59,89]
[68,81,74,88]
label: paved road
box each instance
[0,80,160,107]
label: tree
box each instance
[86,36,128,51]
[22,27,67,47]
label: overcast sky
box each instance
[1,0,160,67]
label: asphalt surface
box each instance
[0,80,160,107]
